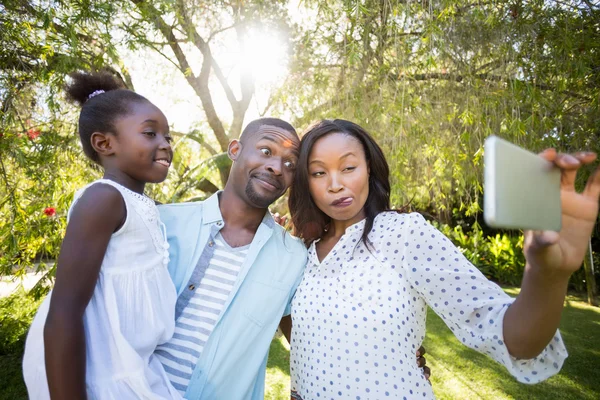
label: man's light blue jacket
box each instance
[158,193,307,399]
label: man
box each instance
[156,118,306,399]
[156,118,429,399]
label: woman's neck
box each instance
[325,211,367,240]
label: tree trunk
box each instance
[218,165,231,187]
[197,178,220,195]
[583,239,598,306]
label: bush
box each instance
[434,222,525,286]
[434,221,597,290]
[0,289,43,355]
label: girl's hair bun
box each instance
[65,71,126,106]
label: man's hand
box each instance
[273,212,289,228]
[417,346,431,381]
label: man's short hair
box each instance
[239,118,297,143]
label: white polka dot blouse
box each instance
[290,212,567,400]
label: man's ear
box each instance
[91,132,116,157]
[228,139,242,161]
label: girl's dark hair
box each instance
[289,119,393,247]
[65,71,150,163]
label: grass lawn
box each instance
[420,288,600,399]
[2,288,599,399]
[265,288,600,399]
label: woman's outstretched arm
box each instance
[503,150,600,359]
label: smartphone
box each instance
[484,136,561,231]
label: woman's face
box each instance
[307,132,370,226]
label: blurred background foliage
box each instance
[1,0,598,294]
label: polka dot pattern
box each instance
[290,212,567,399]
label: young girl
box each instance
[22,72,182,399]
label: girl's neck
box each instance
[103,170,145,195]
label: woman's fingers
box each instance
[538,149,580,190]
[538,148,557,162]
[574,152,597,164]
[583,164,600,201]
[526,229,561,248]
[538,150,598,193]
[423,366,431,380]
[554,153,582,190]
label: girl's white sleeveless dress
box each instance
[23,179,182,399]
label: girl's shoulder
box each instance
[71,179,155,212]
[67,181,127,233]
[67,179,132,233]
[70,180,125,213]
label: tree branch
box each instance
[131,0,230,151]
[196,178,220,194]
[119,25,183,70]
[171,130,218,156]
[167,0,255,141]
[390,71,592,101]
[581,0,598,10]
[258,91,276,117]
[17,2,98,45]
[208,23,241,42]
[473,59,505,74]
[292,84,374,127]
[174,0,239,113]
[229,8,255,139]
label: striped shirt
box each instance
[155,233,248,395]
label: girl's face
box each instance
[111,101,173,184]
[307,132,370,227]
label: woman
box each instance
[285,119,599,399]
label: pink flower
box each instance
[44,207,56,217]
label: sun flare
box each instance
[241,30,289,84]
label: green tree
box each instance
[119,0,294,189]
[283,0,599,220]
[1,0,598,294]
[0,0,297,281]
[0,0,129,288]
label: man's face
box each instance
[230,125,300,208]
